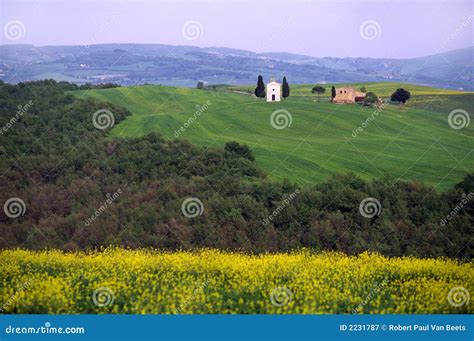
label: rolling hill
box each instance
[1,44,473,90]
[73,82,474,190]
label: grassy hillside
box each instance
[2,248,472,314]
[74,83,473,190]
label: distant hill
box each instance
[0,44,472,90]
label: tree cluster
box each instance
[391,88,411,103]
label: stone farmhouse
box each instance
[332,87,366,103]
[266,80,281,102]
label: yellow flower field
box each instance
[0,248,472,314]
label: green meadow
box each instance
[74,83,473,190]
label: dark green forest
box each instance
[0,80,472,258]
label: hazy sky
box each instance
[1,0,472,58]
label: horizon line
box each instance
[1,42,472,61]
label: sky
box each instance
[0,0,472,59]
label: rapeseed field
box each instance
[1,248,472,314]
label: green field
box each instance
[74,83,473,190]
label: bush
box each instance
[391,88,411,103]
[225,141,255,161]
[364,92,378,105]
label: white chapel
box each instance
[266,80,281,102]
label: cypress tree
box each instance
[254,75,265,98]
[282,76,290,98]
[331,86,336,100]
